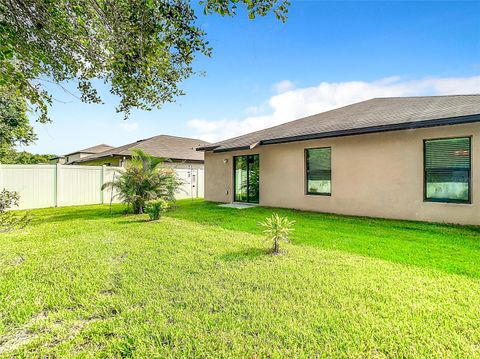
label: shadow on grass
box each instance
[26,205,128,227]
[165,201,480,238]
[164,200,480,279]
[115,216,152,225]
[21,200,480,279]
[218,247,271,262]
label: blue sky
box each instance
[26,1,480,155]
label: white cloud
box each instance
[119,121,139,132]
[245,105,261,115]
[272,80,295,93]
[188,75,480,142]
[245,103,269,115]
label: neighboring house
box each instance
[198,95,480,225]
[72,135,209,169]
[49,156,66,164]
[64,144,115,164]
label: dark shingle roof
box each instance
[198,95,480,152]
[75,135,209,163]
[65,144,114,156]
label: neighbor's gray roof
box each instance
[75,135,209,163]
[65,144,114,156]
[198,95,480,152]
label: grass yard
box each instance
[1,200,480,357]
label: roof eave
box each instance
[64,151,95,156]
[196,145,220,152]
[214,113,480,153]
[73,154,204,164]
[165,158,205,163]
[213,145,252,153]
[73,153,125,163]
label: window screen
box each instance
[306,147,331,195]
[424,137,471,203]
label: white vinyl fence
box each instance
[0,164,204,210]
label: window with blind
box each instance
[306,147,331,195]
[424,137,471,203]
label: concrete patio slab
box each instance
[218,202,259,209]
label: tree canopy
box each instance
[0,86,36,159]
[0,150,56,164]
[0,0,289,122]
[0,87,56,163]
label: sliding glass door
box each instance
[234,154,259,203]
[234,156,248,202]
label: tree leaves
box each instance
[0,86,41,163]
[0,0,289,122]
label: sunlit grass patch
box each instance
[0,200,479,357]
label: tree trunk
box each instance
[273,239,279,254]
[133,202,142,214]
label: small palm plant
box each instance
[258,213,295,255]
[102,148,182,214]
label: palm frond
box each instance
[258,213,295,254]
[105,149,181,213]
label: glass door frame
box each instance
[233,154,259,204]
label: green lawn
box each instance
[1,200,480,357]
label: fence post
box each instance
[190,167,194,199]
[101,165,105,204]
[195,168,199,198]
[54,164,60,207]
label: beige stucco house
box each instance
[198,95,480,225]
[72,135,209,169]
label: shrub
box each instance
[144,199,170,221]
[0,189,29,232]
[258,213,295,255]
[102,149,182,214]
[0,189,19,212]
